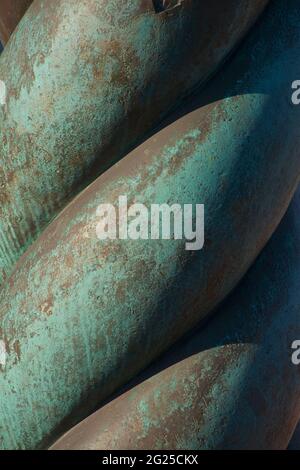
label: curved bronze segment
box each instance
[50,190,300,450]
[0,0,269,285]
[0,0,298,450]
[0,0,32,45]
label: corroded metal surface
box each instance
[0,0,32,45]
[51,189,300,451]
[0,0,269,284]
[0,0,299,450]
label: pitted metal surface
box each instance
[0,0,268,285]
[0,0,299,450]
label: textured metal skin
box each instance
[0,0,299,450]
[50,189,300,451]
[0,0,269,284]
[0,0,32,45]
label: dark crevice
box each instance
[153,0,182,14]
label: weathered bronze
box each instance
[0,0,268,284]
[0,0,298,450]
[51,189,300,450]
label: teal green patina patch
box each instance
[0,0,269,284]
[51,191,300,450]
[0,0,298,451]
